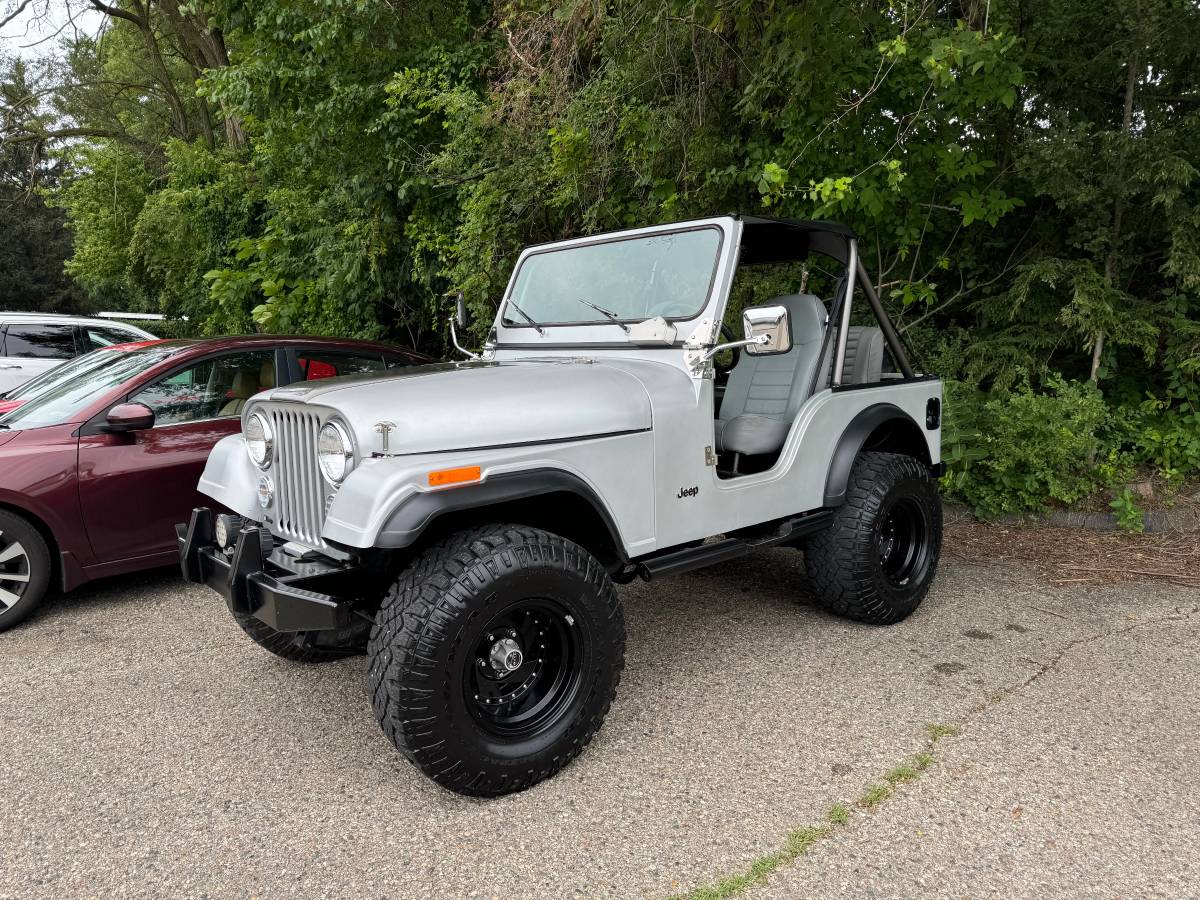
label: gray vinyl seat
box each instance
[819,325,886,386]
[715,293,828,457]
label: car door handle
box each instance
[0,364,22,369]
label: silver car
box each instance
[180,215,944,797]
[0,313,156,394]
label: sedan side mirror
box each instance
[743,304,792,355]
[105,402,155,433]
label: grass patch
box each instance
[785,825,831,855]
[672,732,962,899]
[858,783,892,809]
[926,723,960,741]
[883,762,921,786]
[670,825,834,899]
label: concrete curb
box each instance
[944,502,1200,534]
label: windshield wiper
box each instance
[576,298,629,333]
[504,299,545,335]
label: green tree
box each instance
[0,58,86,312]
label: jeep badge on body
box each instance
[179,215,944,797]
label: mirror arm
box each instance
[701,334,768,361]
[449,315,480,360]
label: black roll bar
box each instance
[855,257,916,380]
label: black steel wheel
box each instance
[0,509,53,633]
[804,451,942,624]
[876,496,933,590]
[467,600,582,738]
[368,524,625,797]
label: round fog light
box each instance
[257,474,274,510]
[215,514,245,550]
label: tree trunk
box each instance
[153,5,247,151]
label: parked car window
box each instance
[84,326,143,350]
[132,351,276,426]
[3,324,78,359]
[297,351,386,380]
[0,345,186,431]
[384,353,413,369]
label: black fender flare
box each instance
[822,403,929,507]
[376,468,627,557]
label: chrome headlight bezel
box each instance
[318,420,355,484]
[245,411,273,468]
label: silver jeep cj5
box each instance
[180,216,944,796]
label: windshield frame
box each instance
[499,222,726,330]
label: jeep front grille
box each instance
[268,407,328,548]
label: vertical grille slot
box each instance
[267,406,328,548]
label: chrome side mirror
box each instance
[448,291,479,360]
[743,304,791,355]
[455,292,467,330]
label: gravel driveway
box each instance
[0,548,1196,899]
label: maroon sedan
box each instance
[0,335,429,631]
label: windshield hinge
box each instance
[683,318,718,378]
[704,445,717,467]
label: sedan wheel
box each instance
[0,533,31,606]
[0,511,53,632]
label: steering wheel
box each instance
[713,323,740,376]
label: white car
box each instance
[0,313,157,394]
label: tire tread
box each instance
[367,524,624,797]
[805,451,942,625]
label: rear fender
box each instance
[823,404,933,506]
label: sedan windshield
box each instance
[0,343,183,431]
[503,227,722,327]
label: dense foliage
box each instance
[3,0,1198,517]
[1,61,85,312]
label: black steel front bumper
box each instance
[177,507,363,632]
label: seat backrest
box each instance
[218,369,260,417]
[819,325,885,387]
[718,293,827,424]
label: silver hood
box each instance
[256,359,653,455]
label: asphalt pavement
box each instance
[0,548,1196,899]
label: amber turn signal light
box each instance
[428,465,482,488]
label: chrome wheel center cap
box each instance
[490,637,524,673]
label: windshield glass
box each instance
[503,227,722,327]
[0,344,183,430]
[2,342,150,402]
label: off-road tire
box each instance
[367,524,625,797]
[231,611,359,663]
[0,509,53,633]
[804,451,942,624]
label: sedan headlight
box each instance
[245,412,273,468]
[318,421,355,484]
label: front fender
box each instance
[197,434,263,520]
[322,430,654,555]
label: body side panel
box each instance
[0,424,93,566]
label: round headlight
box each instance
[245,412,273,468]
[318,422,354,484]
